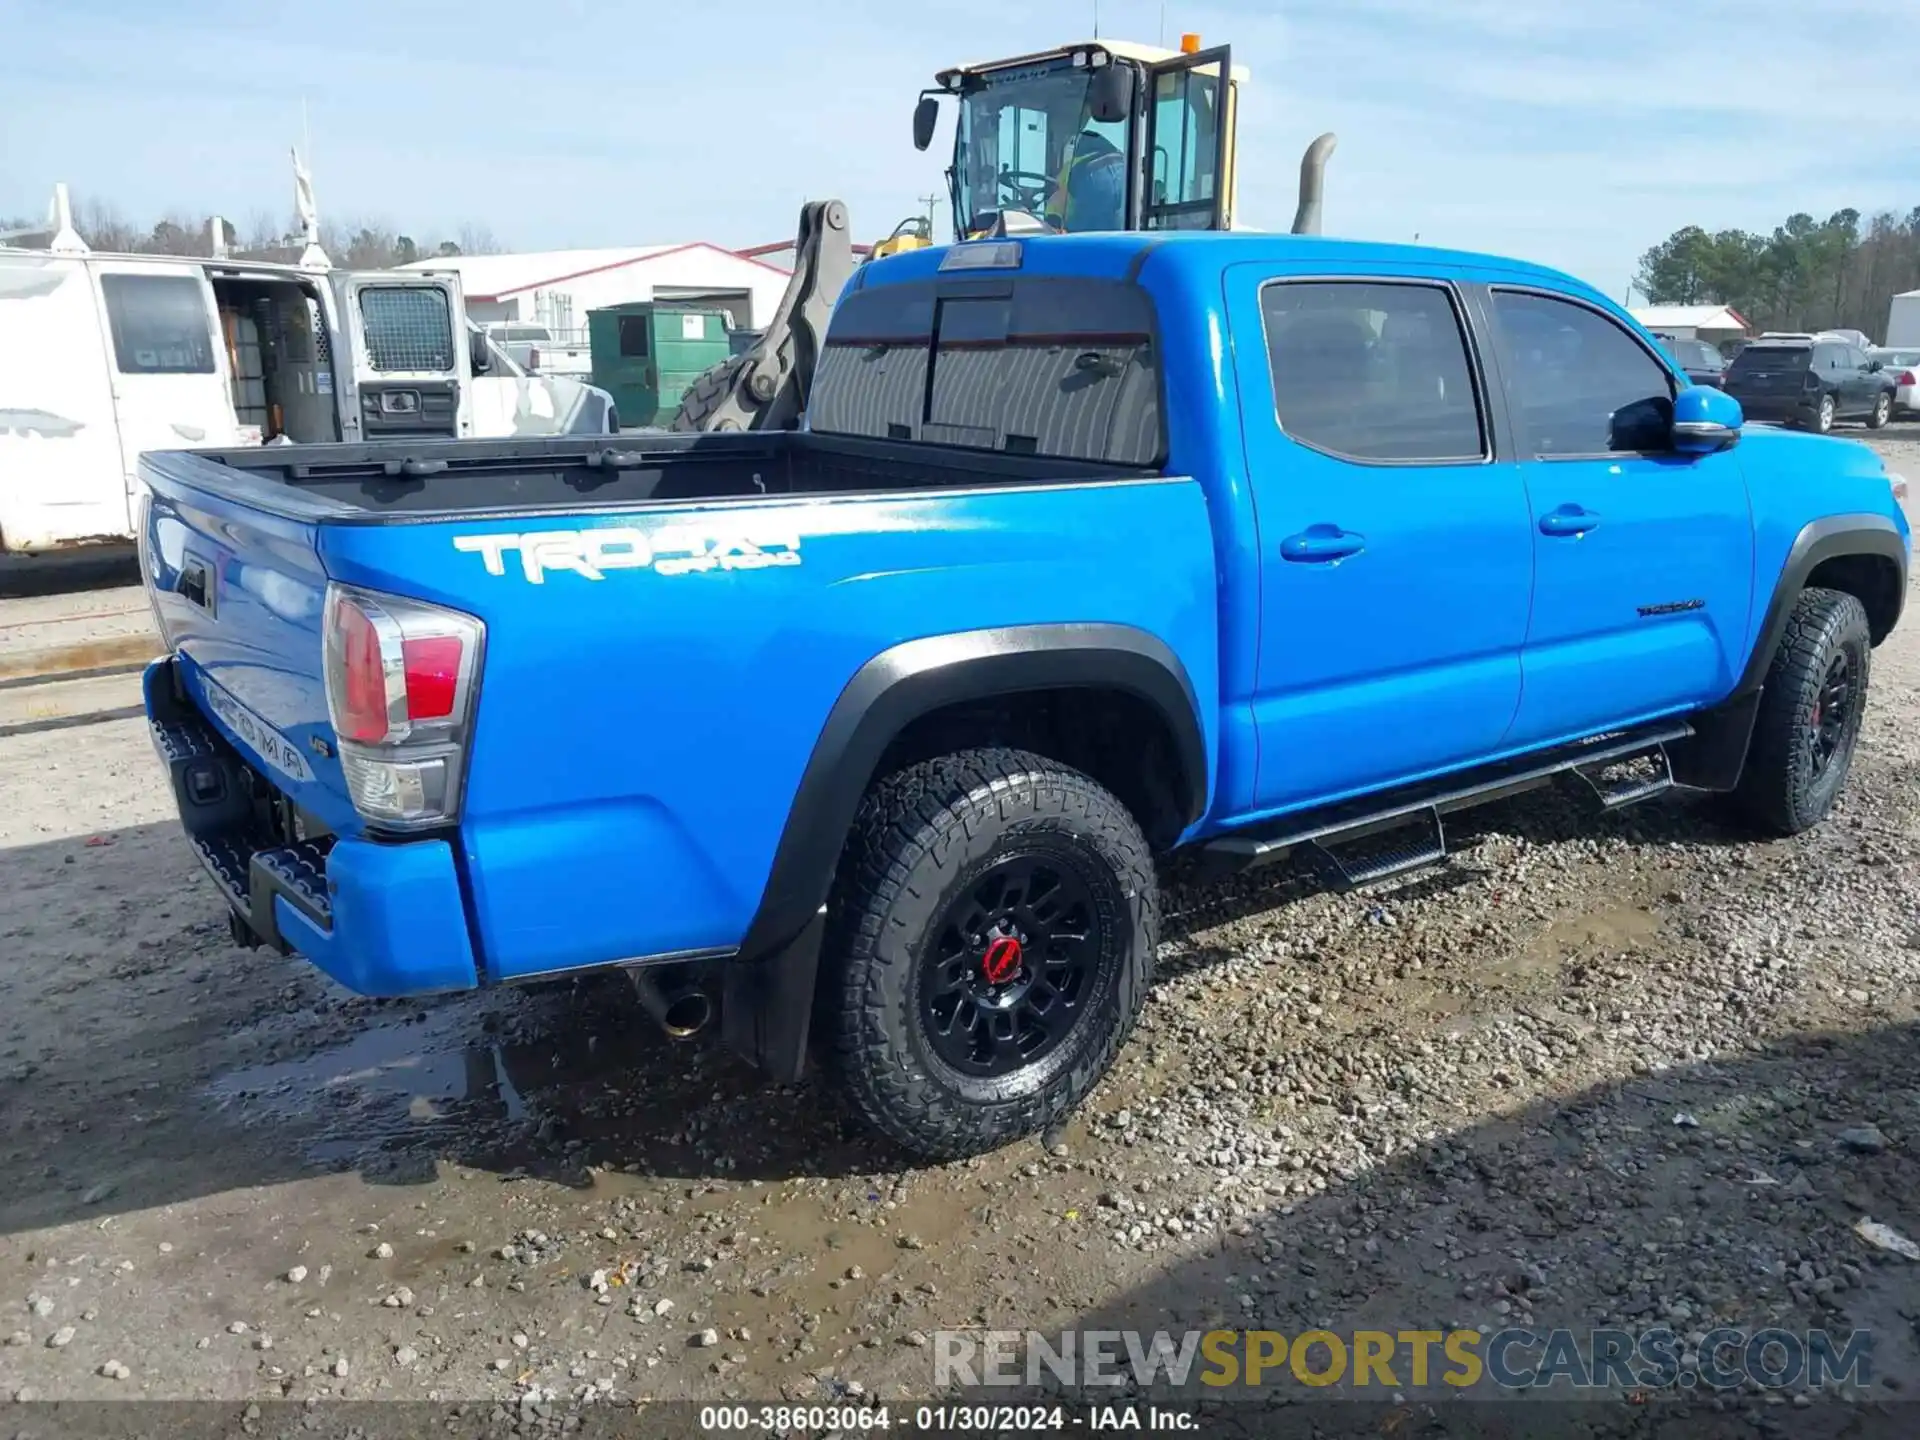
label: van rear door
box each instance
[327,271,470,441]
[90,258,241,526]
[0,253,128,550]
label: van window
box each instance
[99,274,216,375]
[359,287,454,372]
[810,275,1163,466]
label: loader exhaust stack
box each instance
[1290,132,1337,236]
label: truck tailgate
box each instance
[140,473,357,834]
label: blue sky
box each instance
[2,0,1912,294]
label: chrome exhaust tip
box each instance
[631,968,714,1040]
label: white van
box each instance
[0,248,619,555]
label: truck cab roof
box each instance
[855,229,1604,303]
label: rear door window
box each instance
[359,287,454,372]
[99,274,216,375]
[1258,279,1485,462]
[811,274,1163,466]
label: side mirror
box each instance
[1609,395,1672,452]
[1867,358,1884,372]
[1671,383,1743,454]
[468,329,492,374]
[912,96,940,152]
[1088,62,1132,125]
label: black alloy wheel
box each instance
[919,850,1105,1077]
[1807,650,1856,779]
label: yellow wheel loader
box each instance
[866,216,934,262]
[671,33,1335,431]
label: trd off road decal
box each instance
[452,525,802,584]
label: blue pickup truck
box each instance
[137,231,1911,1159]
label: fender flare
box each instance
[1733,512,1909,697]
[737,622,1208,963]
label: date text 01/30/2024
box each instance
[697,1403,1197,1431]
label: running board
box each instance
[1572,745,1674,810]
[1305,807,1448,889]
[1204,720,1695,877]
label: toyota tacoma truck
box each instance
[136,231,1911,1159]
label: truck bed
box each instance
[152,431,1156,520]
[137,425,1215,994]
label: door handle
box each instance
[1280,524,1365,563]
[1539,506,1599,537]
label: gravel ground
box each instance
[1,431,1917,1431]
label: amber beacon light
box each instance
[1180,32,1202,53]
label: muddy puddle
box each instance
[204,983,675,1168]
[199,980,908,1187]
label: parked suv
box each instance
[1652,333,1728,388]
[1723,334,1897,432]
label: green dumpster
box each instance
[587,303,731,428]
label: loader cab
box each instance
[914,36,1245,239]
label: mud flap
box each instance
[721,909,825,1084]
[1666,690,1763,792]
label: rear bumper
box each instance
[142,659,480,997]
[1732,394,1819,424]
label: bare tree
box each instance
[457,223,503,256]
[7,190,507,266]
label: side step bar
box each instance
[1204,720,1694,887]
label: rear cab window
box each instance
[809,273,1163,466]
[358,287,455,372]
[100,274,216,375]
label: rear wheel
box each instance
[1867,391,1892,430]
[1812,392,1836,433]
[1733,587,1872,836]
[826,748,1157,1160]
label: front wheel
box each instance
[669,355,750,432]
[826,748,1157,1160]
[1733,587,1872,836]
[1867,391,1892,430]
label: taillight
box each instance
[1898,370,1917,387]
[322,584,483,829]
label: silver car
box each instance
[1868,347,1920,417]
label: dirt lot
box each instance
[2,433,1918,1432]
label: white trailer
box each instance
[1887,291,1920,349]
[0,194,618,556]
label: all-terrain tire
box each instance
[826,748,1157,1160]
[1732,586,1872,836]
[669,355,751,432]
[1867,391,1893,430]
